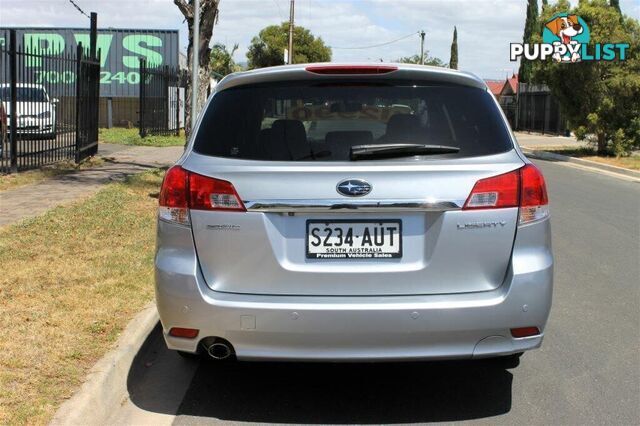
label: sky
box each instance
[0,0,638,80]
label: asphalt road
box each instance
[110,158,640,425]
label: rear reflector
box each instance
[305,65,398,75]
[510,326,540,338]
[159,166,245,225]
[169,327,199,339]
[463,163,549,225]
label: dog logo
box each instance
[511,12,628,64]
[543,13,589,62]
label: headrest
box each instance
[271,119,307,160]
[272,119,307,143]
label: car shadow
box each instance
[128,325,515,424]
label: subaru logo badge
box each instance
[336,179,372,197]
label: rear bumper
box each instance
[155,219,553,361]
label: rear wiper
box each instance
[350,143,460,160]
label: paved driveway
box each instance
[111,158,640,425]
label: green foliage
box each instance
[532,0,640,155]
[610,0,621,14]
[210,43,241,78]
[396,53,446,67]
[246,23,331,69]
[519,0,539,83]
[449,26,459,69]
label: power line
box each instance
[271,0,284,22]
[329,32,419,50]
[67,0,90,18]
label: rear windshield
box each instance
[193,82,512,161]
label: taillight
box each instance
[188,172,245,211]
[158,166,245,225]
[159,166,189,224]
[463,163,549,225]
[463,169,520,209]
[518,164,549,224]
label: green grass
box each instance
[0,169,164,425]
[99,127,186,147]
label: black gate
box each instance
[139,59,185,137]
[516,84,568,135]
[0,29,100,174]
[75,45,100,162]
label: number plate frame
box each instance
[305,219,403,260]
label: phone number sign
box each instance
[0,28,179,98]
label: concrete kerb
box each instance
[521,148,640,180]
[50,304,159,425]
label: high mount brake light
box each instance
[305,65,398,75]
[463,164,549,225]
[158,166,245,225]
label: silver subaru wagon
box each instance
[155,63,552,363]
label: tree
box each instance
[174,0,220,138]
[519,0,539,83]
[396,53,446,67]
[210,43,240,78]
[247,23,331,69]
[532,0,640,155]
[449,26,458,69]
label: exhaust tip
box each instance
[207,342,232,360]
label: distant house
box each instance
[499,74,519,108]
[485,80,505,101]
[484,74,519,128]
[484,73,519,105]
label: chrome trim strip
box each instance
[243,198,464,212]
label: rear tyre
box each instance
[493,352,523,368]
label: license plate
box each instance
[306,220,402,259]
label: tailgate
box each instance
[184,151,523,296]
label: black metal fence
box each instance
[139,60,185,137]
[516,84,568,135]
[0,29,100,174]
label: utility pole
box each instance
[287,0,295,64]
[89,12,97,59]
[191,0,200,131]
[419,30,425,65]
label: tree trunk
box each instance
[174,0,220,139]
[596,132,608,155]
